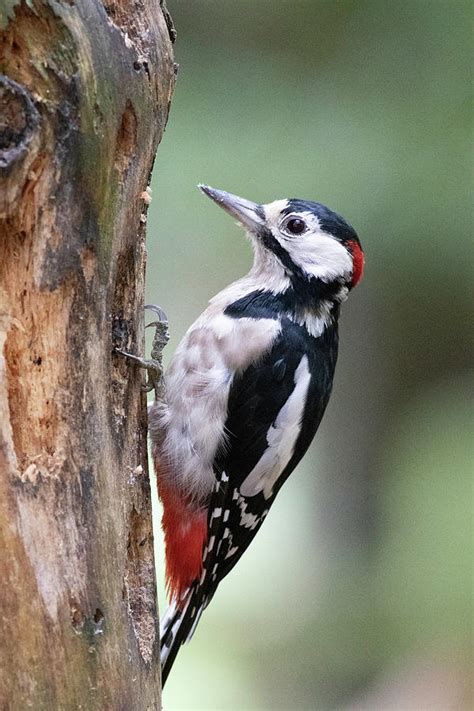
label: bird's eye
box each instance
[283,217,307,235]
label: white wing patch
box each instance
[236,491,260,530]
[239,355,311,500]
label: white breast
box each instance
[149,310,281,503]
[239,354,311,500]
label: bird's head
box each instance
[199,185,364,296]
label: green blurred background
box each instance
[146,1,473,708]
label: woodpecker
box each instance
[149,186,364,685]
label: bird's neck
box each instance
[218,250,347,338]
[248,247,348,308]
[223,278,342,339]
[277,281,342,338]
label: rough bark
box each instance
[0,1,175,708]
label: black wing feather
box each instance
[203,317,338,597]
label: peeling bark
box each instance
[0,1,175,707]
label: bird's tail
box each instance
[160,589,204,687]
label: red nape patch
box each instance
[159,480,207,604]
[347,240,365,287]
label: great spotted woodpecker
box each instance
[149,186,364,684]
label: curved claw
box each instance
[145,303,168,324]
[115,304,169,400]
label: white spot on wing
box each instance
[236,493,260,530]
[239,354,311,500]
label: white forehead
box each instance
[263,199,289,224]
[263,200,321,232]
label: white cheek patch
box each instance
[284,232,352,282]
[263,204,353,283]
[239,354,311,500]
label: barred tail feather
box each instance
[160,470,231,685]
[160,589,205,686]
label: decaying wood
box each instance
[0,1,175,707]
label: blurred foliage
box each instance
[146,1,472,708]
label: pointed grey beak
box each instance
[199,185,265,233]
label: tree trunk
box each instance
[0,1,175,708]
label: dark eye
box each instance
[284,217,306,235]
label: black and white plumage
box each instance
[149,186,364,685]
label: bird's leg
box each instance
[115,304,169,399]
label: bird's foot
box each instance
[115,304,169,398]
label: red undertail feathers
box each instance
[159,478,207,603]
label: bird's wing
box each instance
[200,317,337,599]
